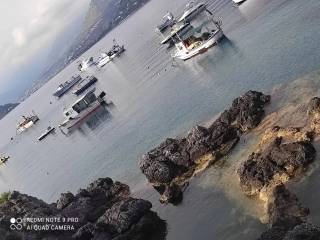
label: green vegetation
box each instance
[0,192,10,204]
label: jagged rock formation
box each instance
[238,96,320,240]
[140,90,270,204]
[258,185,320,240]
[0,178,166,240]
[238,137,316,197]
[308,97,320,133]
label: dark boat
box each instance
[53,75,82,98]
[156,12,176,33]
[72,76,98,96]
[38,127,55,141]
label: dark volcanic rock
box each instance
[140,90,270,204]
[238,138,316,196]
[258,185,314,240]
[283,223,320,240]
[267,185,309,228]
[217,90,270,131]
[0,178,166,240]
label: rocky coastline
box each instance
[139,90,271,204]
[238,96,320,239]
[0,177,166,240]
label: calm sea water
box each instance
[1,0,320,239]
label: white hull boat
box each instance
[173,28,224,60]
[233,0,247,5]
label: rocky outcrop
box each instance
[308,97,320,133]
[140,90,270,204]
[257,185,320,240]
[238,96,320,240]
[0,177,166,240]
[238,137,316,196]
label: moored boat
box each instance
[38,127,55,141]
[59,90,108,133]
[97,40,125,68]
[156,12,176,33]
[73,76,98,96]
[160,2,224,60]
[78,57,95,72]
[53,75,82,98]
[16,113,39,133]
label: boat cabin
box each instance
[63,91,97,118]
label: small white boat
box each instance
[78,57,95,72]
[16,113,40,133]
[232,0,247,5]
[161,3,224,61]
[173,28,224,60]
[97,40,125,68]
[156,12,176,33]
[178,2,206,23]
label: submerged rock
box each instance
[238,137,316,196]
[0,178,166,240]
[140,90,270,204]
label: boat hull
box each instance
[174,29,224,60]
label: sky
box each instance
[0,0,90,104]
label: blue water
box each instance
[1,0,320,239]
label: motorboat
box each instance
[156,12,176,33]
[38,127,55,141]
[16,112,39,133]
[97,40,125,68]
[72,76,98,96]
[78,57,95,72]
[232,0,247,5]
[177,2,206,23]
[161,3,224,60]
[53,75,82,98]
[59,90,108,133]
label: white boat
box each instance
[78,57,95,72]
[178,2,206,23]
[59,90,107,133]
[161,3,224,60]
[97,53,112,68]
[232,0,247,5]
[16,113,40,133]
[97,40,125,68]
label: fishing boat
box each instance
[73,76,98,96]
[78,57,95,72]
[16,112,39,133]
[53,75,82,98]
[59,90,108,133]
[38,127,55,141]
[0,156,9,165]
[161,2,223,61]
[156,12,176,33]
[97,40,125,68]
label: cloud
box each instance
[0,0,89,69]
[12,28,26,47]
